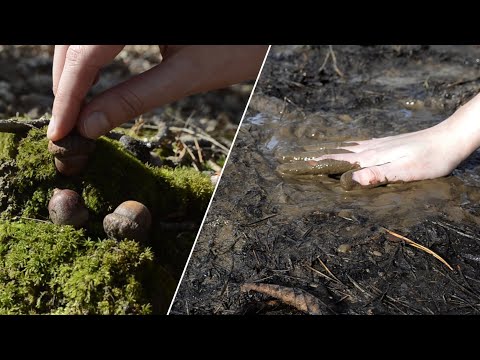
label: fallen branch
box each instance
[241,282,325,315]
[382,227,453,271]
[0,117,50,133]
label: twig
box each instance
[193,138,204,164]
[283,97,307,119]
[176,140,187,161]
[304,264,337,284]
[317,257,345,286]
[457,265,480,299]
[329,45,344,78]
[431,220,479,242]
[131,116,145,134]
[446,75,480,88]
[206,160,222,173]
[16,216,51,223]
[170,126,230,154]
[318,50,331,73]
[449,294,480,313]
[382,227,453,271]
[370,284,423,314]
[423,76,430,89]
[184,110,196,128]
[120,123,159,130]
[0,117,50,133]
[179,138,197,162]
[252,249,260,267]
[336,295,350,304]
[301,226,313,239]
[437,267,480,302]
[243,214,278,227]
[346,274,373,298]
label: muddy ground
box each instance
[0,45,252,288]
[171,45,480,315]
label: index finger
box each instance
[48,45,124,140]
[52,45,69,96]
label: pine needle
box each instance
[382,227,453,271]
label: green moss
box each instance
[81,137,213,219]
[152,146,170,160]
[21,187,52,219]
[153,166,214,218]
[15,127,56,191]
[82,137,163,217]
[0,133,18,161]
[0,220,156,314]
[0,125,213,314]
[216,155,227,168]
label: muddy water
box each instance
[246,83,480,230]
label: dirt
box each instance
[171,45,480,315]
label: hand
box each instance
[48,45,268,141]
[280,93,480,190]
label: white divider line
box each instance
[167,45,272,315]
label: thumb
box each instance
[76,45,267,139]
[76,49,198,139]
[75,64,175,139]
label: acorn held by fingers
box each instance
[48,188,89,228]
[48,133,96,176]
[103,201,152,242]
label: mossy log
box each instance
[0,124,214,314]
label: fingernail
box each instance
[47,115,56,139]
[82,112,109,139]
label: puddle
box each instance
[245,104,480,229]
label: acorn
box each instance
[48,188,89,228]
[103,200,152,242]
[48,132,96,176]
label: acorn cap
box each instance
[48,133,96,158]
[113,201,152,229]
